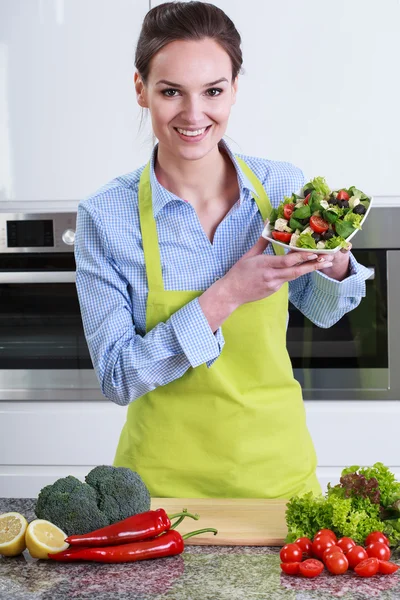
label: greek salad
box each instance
[267,176,371,250]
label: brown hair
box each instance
[135,1,243,83]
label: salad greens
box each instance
[269,176,371,250]
[285,463,400,546]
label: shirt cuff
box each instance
[169,298,225,369]
[311,253,371,297]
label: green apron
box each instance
[114,156,321,499]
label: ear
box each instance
[134,72,149,108]
[231,75,239,105]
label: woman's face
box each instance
[135,38,238,162]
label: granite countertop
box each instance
[1,499,400,600]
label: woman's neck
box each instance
[154,142,235,206]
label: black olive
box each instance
[328,197,338,205]
[311,233,322,242]
[353,203,366,215]
[303,187,314,197]
[341,200,349,208]
[299,218,309,225]
[323,229,335,240]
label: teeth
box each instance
[176,127,207,137]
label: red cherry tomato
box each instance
[294,537,313,556]
[378,560,400,575]
[304,193,311,205]
[280,561,301,575]
[309,215,329,234]
[271,231,292,243]
[346,545,369,569]
[298,558,324,578]
[324,551,349,575]
[322,545,343,563]
[280,543,302,563]
[365,531,390,546]
[314,529,337,543]
[336,537,356,554]
[366,542,391,561]
[336,190,350,201]
[283,203,295,220]
[312,535,336,559]
[354,557,380,577]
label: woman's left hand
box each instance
[289,243,352,282]
[314,242,352,281]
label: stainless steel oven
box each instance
[0,203,399,402]
[0,202,102,401]
[289,205,400,400]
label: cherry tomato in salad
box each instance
[378,560,399,575]
[365,531,390,546]
[294,537,313,556]
[366,542,391,561]
[324,551,349,575]
[322,545,343,563]
[280,543,302,563]
[309,216,329,234]
[354,557,380,577]
[314,529,337,543]
[346,545,369,569]
[271,231,292,243]
[304,193,311,205]
[312,535,336,559]
[298,558,324,578]
[280,561,301,575]
[336,190,350,201]
[283,203,295,220]
[336,537,356,554]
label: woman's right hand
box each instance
[221,235,333,309]
[199,234,333,333]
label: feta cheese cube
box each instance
[274,218,289,232]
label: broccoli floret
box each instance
[35,475,109,536]
[85,465,151,523]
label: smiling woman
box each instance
[74,1,371,500]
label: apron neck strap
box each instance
[138,162,165,292]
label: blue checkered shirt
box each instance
[75,139,371,406]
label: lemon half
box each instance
[0,512,28,557]
[25,519,69,559]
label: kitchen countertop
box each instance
[1,499,400,600]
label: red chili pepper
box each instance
[49,528,217,563]
[65,508,198,547]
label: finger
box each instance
[243,235,270,259]
[340,242,352,254]
[262,250,321,268]
[273,259,334,282]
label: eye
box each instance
[161,88,180,97]
[206,88,223,97]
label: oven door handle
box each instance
[366,267,375,280]
[0,271,76,284]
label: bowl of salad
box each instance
[262,176,373,254]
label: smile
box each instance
[174,125,212,142]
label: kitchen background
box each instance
[0,0,399,497]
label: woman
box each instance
[75,2,370,499]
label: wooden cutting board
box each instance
[150,498,288,546]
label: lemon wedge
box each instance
[0,512,28,557]
[25,519,69,559]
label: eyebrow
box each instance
[155,77,229,87]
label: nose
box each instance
[179,94,204,125]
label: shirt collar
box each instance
[149,138,258,218]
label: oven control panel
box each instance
[0,213,77,253]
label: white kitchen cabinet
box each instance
[1,400,400,498]
[1,0,151,203]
